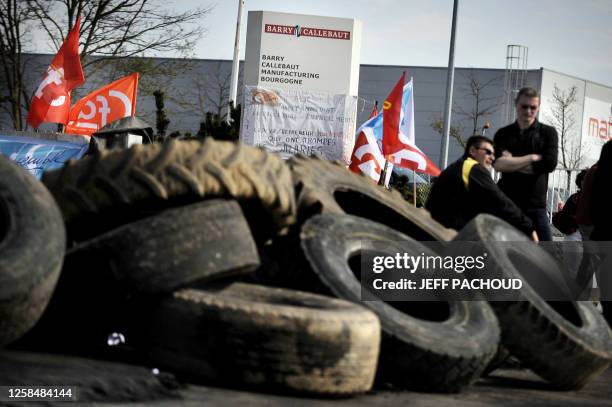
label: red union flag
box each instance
[65,73,139,135]
[382,72,405,158]
[27,16,85,129]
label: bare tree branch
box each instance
[430,70,503,150]
[455,69,503,136]
[29,0,213,71]
[544,84,584,189]
[430,115,466,148]
[0,0,38,129]
[204,62,231,118]
[0,1,212,130]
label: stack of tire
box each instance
[1,138,610,399]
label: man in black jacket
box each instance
[494,87,558,241]
[426,135,537,240]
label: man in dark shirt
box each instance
[426,135,537,240]
[494,87,558,241]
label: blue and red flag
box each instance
[349,76,440,181]
[348,102,384,181]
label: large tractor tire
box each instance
[0,156,65,346]
[65,199,259,295]
[42,138,296,241]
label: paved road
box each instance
[3,351,611,406]
[108,367,612,407]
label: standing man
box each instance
[426,135,537,240]
[494,87,558,241]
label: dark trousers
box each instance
[525,208,552,241]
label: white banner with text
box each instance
[240,86,357,163]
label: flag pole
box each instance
[413,170,417,206]
[227,0,245,124]
[439,0,459,169]
[384,162,392,188]
[378,160,389,186]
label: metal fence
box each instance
[547,168,583,221]
[415,177,435,208]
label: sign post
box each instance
[241,11,362,163]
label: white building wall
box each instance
[540,68,612,168]
[582,81,612,165]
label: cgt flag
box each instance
[65,73,139,135]
[382,72,405,158]
[27,16,85,129]
[349,102,384,181]
[383,75,440,176]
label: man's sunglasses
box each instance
[477,147,494,156]
[520,104,538,111]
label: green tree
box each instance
[153,89,169,141]
[196,104,241,142]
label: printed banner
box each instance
[0,135,89,179]
[240,86,357,162]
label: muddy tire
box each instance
[147,283,381,396]
[289,155,455,241]
[0,157,65,346]
[0,350,178,402]
[66,199,259,295]
[451,214,612,389]
[16,200,259,356]
[300,214,499,392]
[42,138,296,240]
[482,345,512,375]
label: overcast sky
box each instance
[178,0,611,87]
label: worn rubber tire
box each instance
[603,302,611,328]
[42,138,296,240]
[147,283,381,396]
[300,214,500,393]
[0,156,65,346]
[15,200,259,356]
[66,199,259,295]
[289,155,456,241]
[482,345,512,376]
[0,350,178,402]
[451,214,612,389]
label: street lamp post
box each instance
[227,0,245,124]
[439,0,459,169]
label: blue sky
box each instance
[178,0,611,87]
